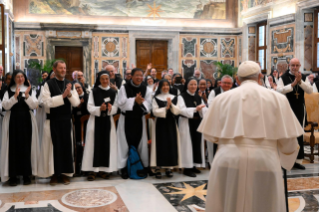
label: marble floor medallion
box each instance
[154,180,207,212]
[61,189,118,208]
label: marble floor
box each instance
[0,158,319,212]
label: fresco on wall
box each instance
[240,0,274,12]
[29,0,227,19]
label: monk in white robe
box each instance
[198,61,303,212]
[38,61,80,185]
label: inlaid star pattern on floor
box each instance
[166,182,207,202]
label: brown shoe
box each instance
[61,175,70,185]
[50,175,58,186]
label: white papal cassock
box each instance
[198,80,303,212]
[81,90,118,173]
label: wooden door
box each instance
[55,46,83,81]
[136,40,168,79]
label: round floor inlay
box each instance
[61,189,117,208]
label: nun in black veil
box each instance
[150,79,181,179]
[1,70,39,186]
[81,71,119,181]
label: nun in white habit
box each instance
[150,79,181,179]
[35,71,55,148]
[1,70,39,186]
[81,71,118,180]
[178,77,207,177]
[198,61,303,212]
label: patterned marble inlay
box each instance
[200,38,217,58]
[93,36,99,58]
[102,60,119,72]
[221,60,234,67]
[182,59,197,82]
[182,38,196,57]
[289,190,319,211]
[15,35,21,69]
[220,38,235,58]
[61,189,117,208]
[271,55,293,75]
[154,180,207,212]
[304,25,313,72]
[24,34,43,57]
[271,27,294,54]
[248,26,256,34]
[248,36,256,61]
[305,13,313,22]
[56,31,82,38]
[102,37,120,57]
[200,60,217,81]
[288,177,319,191]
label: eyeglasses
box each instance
[221,82,232,85]
[126,73,131,75]
[75,87,82,90]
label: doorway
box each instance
[55,46,83,81]
[136,40,168,79]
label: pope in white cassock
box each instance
[198,61,303,212]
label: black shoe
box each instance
[193,167,201,174]
[155,169,162,179]
[23,176,31,185]
[293,163,305,170]
[148,167,155,176]
[183,169,196,177]
[165,169,173,178]
[120,167,129,179]
[9,177,18,186]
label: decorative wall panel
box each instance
[24,34,44,57]
[182,38,197,57]
[220,38,235,58]
[200,38,217,58]
[304,25,313,72]
[269,23,295,74]
[271,27,294,54]
[91,33,129,85]
[248,36,256,61]
[180,35,237,81]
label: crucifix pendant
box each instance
[295,91,299,99]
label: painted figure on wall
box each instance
[29,0,227,20]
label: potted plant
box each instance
[213,61,238,79]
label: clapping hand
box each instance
[166,97,171,110]
[110,83,118,91]
[100,102,107,111]
[198,90,203,97]
[25,80,31,98]
[14,86,20,99]
[153,82,159,92]
[135,92,145,105]
[108,103,112,112]
[63,83,72,98]
[196,104,205,111]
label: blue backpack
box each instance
[127,146,147,179]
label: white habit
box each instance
[117,86,152,169]
[1,87,39,182]
[37,82,80,178]
[198,80,303,212]
[81,87,118,173]
[178,92,207,168]
[35,86,46,148]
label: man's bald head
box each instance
[105,65,116,78]
[289,58,301,74]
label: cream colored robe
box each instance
[198,80,303,212]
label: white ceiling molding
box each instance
[297,0,319,10]
[242,11,272,25]
[268,13,295,26]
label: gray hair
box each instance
[238,72,260,82]
[221,75,234,83]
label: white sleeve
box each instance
[152,98,167,118]
[108,94,119,116]
[87,91,101,117]
[170,98,180,115]
[117,86,135,111]
[277,138,300,171]
[178,95,195,118]
[2,91,18,110]
[68,86,81,107]
[38,86,44,106]
[25,91,38,109]
[42,83,64,108]
[207,90,216,106]
[142,88,152,113]
[299,77,313,94]
[199,99,208,118]
[276,78,293,94]
[313,83,318,93]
